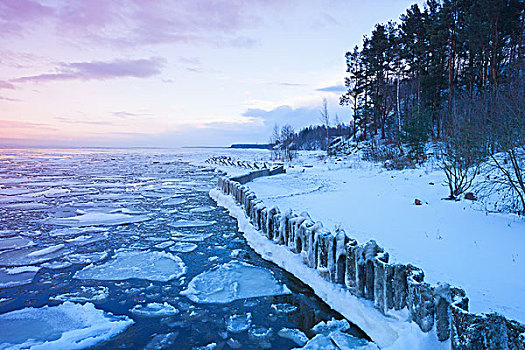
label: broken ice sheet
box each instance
[169,219,216,228]
[189,206,215,213]
[0,236,35,251]
[271,303,298,315]
[161,198,187,206]
[226,313,252,333]
[130,302,179,317]
[0,266,40,288]
[0,302,133,349]
[296,331,378,350]
[48,211,152,227]
[49,227,108,238]
[181,261,291,304]
[278,328,308,346]
[74,250,186,282]
[2,202,50,210]
[66,232,108,246]
[51,286,109,302]
[311,318,350,334]
[66,252,108,264]
[169,242,198,253]
[172,232,212,242]
[0,244,69,267]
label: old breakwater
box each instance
[214,168,525,349]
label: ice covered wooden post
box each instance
[316,229,333,280]
[433,283,467,342]
[373,250,389,314]
[266,207,279,241]
[332,229,349,285]
[344,239,358,291]
[392,264,408,311]
[407,265,434,333]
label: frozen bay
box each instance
[0,148,369,349]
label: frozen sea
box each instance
[0,149,368,349]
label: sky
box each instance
[0,0,421,148]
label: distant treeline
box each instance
[230,144,273,150]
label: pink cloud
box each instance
[1,0,286,47]
[0,0,53,35]
[0,81,15,89]
[0,96,19,102]
[12,57,165,84]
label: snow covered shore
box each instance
[202,149,525,348]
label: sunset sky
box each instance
[0,0,420,147]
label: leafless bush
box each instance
[439,94,486,200]
[362,139,415,170]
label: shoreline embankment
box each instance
[211,167,525,349]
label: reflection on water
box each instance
[0,149,368,349]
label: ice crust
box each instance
[74,250,186,282]
[181,260,290,304]
[0,302,133,350]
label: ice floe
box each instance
[292,318,378,350]
[271,303,298,315]
[0,302,133,349]
[0,230,16,238]
[49,227,108,238]
[311,318,350,334]
[66,252,108,264]
[0,266,40,288]
[0,244,69,267]
[189,206,215,213]
[169,242,198,253]
[0,236,34,251]
[130,302,179,317]
[171,232,212,242]
[40,261,73,270]
[181,261,290,304]
[161,198,187,206]
[154,241,175,249]
[74,250,186,282]
[51,286,109,302]
[144,332,179,349]
[66,232,108,246]
[2,202,50,210]
[278,328,309,346]
[295,331,378,350]
[48,212,151,227]
[226,313,252,333]
[169,219,216,228]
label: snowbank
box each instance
[210,188,447,349]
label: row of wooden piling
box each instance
[218,174,525,349]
